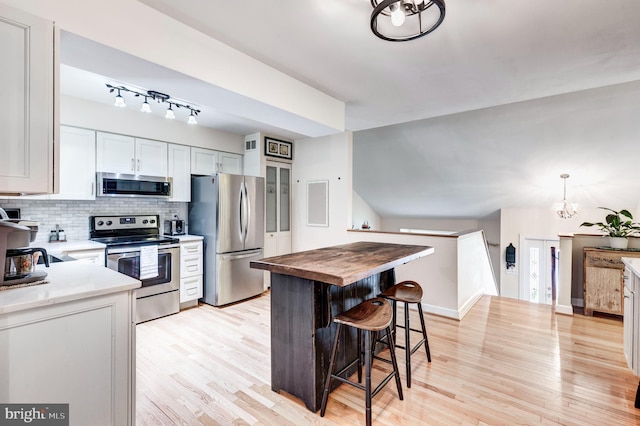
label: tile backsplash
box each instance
[0,198,188,244]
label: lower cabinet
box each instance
[0,290,136,425]
[179,237,203,305]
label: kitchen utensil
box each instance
[4,247,49,280]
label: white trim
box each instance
[421,289,484,321]
[421,302,462,320]
[555,304,574,316]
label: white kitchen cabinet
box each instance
[136,137,168,176]
[191,147,242,175]
[50,126,96,200]
[624,267,636,373]
[179,238,203,305]
[220,151,243,174]
[168,144,191,202]
[65,248,105,265]
[0,279,136,425]
[0,4,56,195]
[96,132,167,176]
[264,162,292,289]
[96,132,136,174]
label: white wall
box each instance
[352,190,381,230]
[62,96,243,153]
[380,217,479,233]
[292,132,353,251]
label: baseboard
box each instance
[571,298,584,308]
[458,289,485,320]
[555,303,574,316]
[420,303,461,320]
[421,289,484,321]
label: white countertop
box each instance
[173,234,204,242]
[623,257,640,277]
[38,240,106,255]
[0,262,140,315]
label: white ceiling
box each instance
[59,0,640,219]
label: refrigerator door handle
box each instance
[238,183,245,242]
[244,182,250,242]
[221,249,263,261]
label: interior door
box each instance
[520,237,559,304]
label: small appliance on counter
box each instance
[0,221,49,287]
[164,218,185,236]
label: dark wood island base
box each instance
[250,241,434,412]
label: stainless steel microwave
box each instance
[97,172,172,198]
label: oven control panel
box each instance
[91,215,159,231]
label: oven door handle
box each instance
[107,244,179,255]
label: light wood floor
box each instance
[136,294,640,425]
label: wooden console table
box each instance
[250,241,434,412]
[584,247,640,316]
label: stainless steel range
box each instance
[90,215,180,323]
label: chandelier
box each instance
[370,0,446,42]
[554,174,578,219]
[106,84,200,125]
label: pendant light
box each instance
[371,0,446,42]
[554,174,578,219]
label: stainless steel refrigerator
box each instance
[188,173,265,306]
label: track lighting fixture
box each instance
[106,84,201,124]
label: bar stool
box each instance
[320,297,403,426]
[379,280,431,388]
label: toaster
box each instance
[164,219,185,236]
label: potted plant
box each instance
[580,207,640,249]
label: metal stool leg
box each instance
[417,303,431,362]
[320,323,342,417]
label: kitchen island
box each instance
[0,262,140,425]
[250,241,434,412]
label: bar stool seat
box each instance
[320,297,403,426]
[379,280,431,388]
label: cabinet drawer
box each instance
[180,241,203,256]
[180,275,203,303]
[181,254,203,277]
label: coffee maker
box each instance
[0,221,49,286]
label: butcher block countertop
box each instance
[250,241,434,286]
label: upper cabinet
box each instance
[168,143,191,202]
[136,138,168,176]
[96,132,167,176]
[0,5,56,194]
[50,126,96,200]
[191,147,242,175]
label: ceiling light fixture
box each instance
[106,84,200,124]
[140,96,152,113]
[113,89,126,108]
[370,0,446,42]
[554,174,578,219]
[165,104,175,119]
[187,110,197,125]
